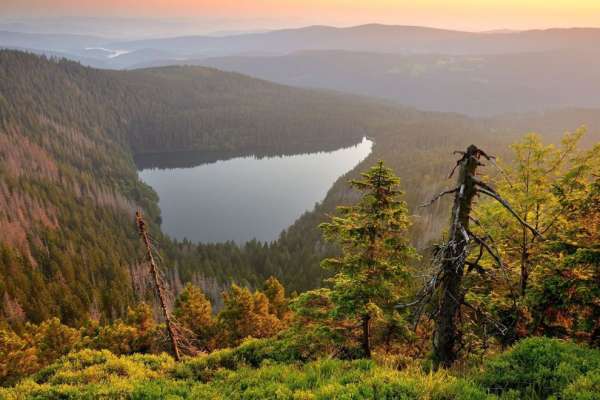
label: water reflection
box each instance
[138,137,372,244]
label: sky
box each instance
[2,0,600,32]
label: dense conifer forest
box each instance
[0,50,599,399]
[0,50,513,323]
[0,50,386,324]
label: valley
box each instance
[1,50,599,322]
[1,12,599,397]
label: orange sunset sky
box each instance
[2,0,600,31]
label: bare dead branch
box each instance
[466,243,485,272]
[448,159,462,179]
[461,299,508,336]
[476,187,542,238]
[467,229,505,270]
[420,187,459,208]
[471,176,498,194]
[474,148,495,161]
[466,261,486,275]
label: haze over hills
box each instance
[4,24,600,66]
[0,30,108,52]
[4,24,600,116]
[193,48,600,116]
[110,24,600,57]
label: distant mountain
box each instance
[111,25,600,57]
[5,24,600,69]
[0,30,107,52]
[12,23,594,117]
[189,48,600,116]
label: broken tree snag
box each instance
[402,145,542,368]
[432,144,482,370]
[135,210,182,362]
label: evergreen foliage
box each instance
[464,131,599,351]
[173,283,214,351]
[0,49,380,324]
[320,161,416,357]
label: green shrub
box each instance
[175,336,307,381]
[32,349,175,386]
[1,351,493,399]
[560,370,600,400]
[5,336,599,399]
[478,337,600,399]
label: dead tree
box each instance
[135,210,182,361]
[402,145,541,369]
[432,145,482,369]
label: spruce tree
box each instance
[320,161,415,357]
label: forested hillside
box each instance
[1,131,598,397]
[1,49,598,328]
[196,48,600,116]
[0,50,383,325]
[232,108,600,292]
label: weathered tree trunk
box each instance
[362,314,371,358]
[433,145,480,369]
[520,228,530,296]
[136,210,182,361]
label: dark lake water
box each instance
[138,138,372,243]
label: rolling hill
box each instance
[111,25,600,57]
[185,48,600,116]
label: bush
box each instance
[560,370,600,400]
[0,349,492,399]
[478,337,600,399]
[0,318,80,386]
[175,336,306,381]
[4,336,599,399]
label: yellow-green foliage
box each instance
[0,318,80,385]
[2,337,599,399]
[1,353,489,400]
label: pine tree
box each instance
[263,276,288,320]
[174,283,214,351]
[216,285,277,346]
[320,161,415,357]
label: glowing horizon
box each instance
[2,0,600,32]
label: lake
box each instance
[138,137,372,243]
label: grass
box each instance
[1,337,598,399]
